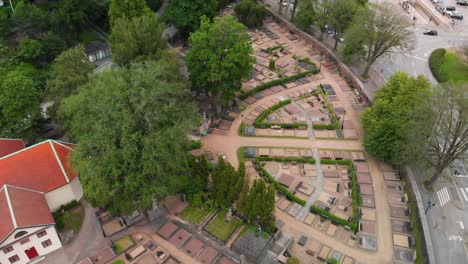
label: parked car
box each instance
[450,11,464,19]
[423,29,438,36]
[456,0,468,6]
[443,6,456,15]
[435,5,444,13]
[433,0,443,4]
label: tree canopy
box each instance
[46,45,94,119]
[162,0,219,35]
[211,158,245,208]
[59,57,199,214]
[361,72,431,166]
[238,179,276,232]
[186,15,254,104]
[234,0,266,28]
[343,3,414,77]
[410,83,468,188]
[108,0,151,26]
[0,68,41,138]
[110,13,166,66]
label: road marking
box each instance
[457,221,465,229]
[460,188,468,202]
[448,235,463,241]
[437,187,451,206]
[403,53,428,61]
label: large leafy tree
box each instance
[0,69,41,138]
[362,72,431,166]
[410,83,468,188]
[234,0,266,28]
[162,0,219,36]
[343,3,414,78]
[110,13,166,66]
[328,0,358,50]
[238,179,276,232]
[46,45,94,119]
[295,0,317,31]
[55,0,88,35]
[108,0,151,26]
[59,57,199,214]
[211,158,245,208]
[186,155,210,201]
[186,15,254,104]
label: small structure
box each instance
[244,147,257,158]
[244,126,256,136]
[85,41,111,63]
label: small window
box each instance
[19,238,29,245]
[8,255,19,263]
[14,231,27,239]
[37,230,47,238]
[2,245,13,254]
[41,239,52,248]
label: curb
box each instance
[406,167,436,264]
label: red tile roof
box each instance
[0,139,25,158]
[0,140,77,193]
[0,185,55,243]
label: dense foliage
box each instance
[238,179,276,232]
[234,0,266,28]
[186,15,254,104]
[361,72,431,166]
[108,0,151,26]
[59,58,199,214]
[211,158,245,208]
[163,0,219,35]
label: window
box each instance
[37,230,47,238]
[19,238,29,245]
[41,239,52,248]
[2,246,13,254]
[8,255,19,263]
[13,231,27,239]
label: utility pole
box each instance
[425,200,436,214]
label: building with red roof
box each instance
[0,139,25,158]
[0,140,82,264]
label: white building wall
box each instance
[45,176,82,212]
[0,226,61,264]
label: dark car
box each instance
[456,0,468,6]
[423,29,438,36]
[451,11,464,19]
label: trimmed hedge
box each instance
[428,48,447,82]
[312,86,340,130]
[239,69,320,99]
[310,159,359,231]
[254,99,307,129]
[257,156,315,164]
[254,157,312,206]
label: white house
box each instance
[0,140,83,264]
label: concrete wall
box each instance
[265,7,372,106]
[0,226,62,264]
[45,176,83,212]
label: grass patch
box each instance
[112,261,125,264]
[53,201,84,234]
[206,211,243,242]
[429,48,468,82]
[405,185,425,264]
[180,205,213,225]
[114,235,135,254]
[241,224,270,238]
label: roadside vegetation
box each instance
[429,48,468,83]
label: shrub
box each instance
[189,140,201,150]
[239,69,320,99]
[327,258,339,264]
[269,58,275,70]
[235,0,266,28]
[428,48,447,82]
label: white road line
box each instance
[437,187,451,206]
[460,188,468,202]
[457,221,465,230]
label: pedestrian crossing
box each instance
[459,187,468,202]
[436,187,451,206]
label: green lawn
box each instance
[112,261,125,264]
[439,51,468,82]
[114,235,135,254]
[240,224,269,239]
[180,205,213,225]
[206,211,243,242]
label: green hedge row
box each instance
[313,86,341,130]
[255,99,291,123]
[309,159,359,231]
[428,48,447,83]
[257,156,316,164]
[255,157,307,206]
[254,99,308,129]
[239,69,320,99]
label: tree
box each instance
[56,0,88,35]
[361,72,431,166]
[410,83,468,188]
[328,0,358,50]
[110,13,166,66]
[11,1,49,37]
[343,3,414,78]
[15,37,43,63]
[186,15,254,104]
[0,69,41,138]
[41,32,67,62]
[162,0,219,36]
[295,0,317,31]
[46,45,94,119]
[211,158,245,208]
[291,0,299,22]
[238,179,275,232]
[234,0,266,28]
[186,155,210,201]
[146,0,163,12]
[58,57,199,214]
[108,0,151,26]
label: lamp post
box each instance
[425,200,436,215]
[341,110,346,130]
[319,53,324,72]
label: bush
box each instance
[235,0,266,28]
[428,48,447,82]
[189,140,201,150]
[239,69,320,99]
[327,258,339,264]
[269,58,275,70]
